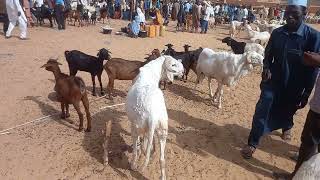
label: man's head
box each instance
[285,0,307,30]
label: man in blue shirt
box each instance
[241,0,320,159]
[55,0,65,30]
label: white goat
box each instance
[244,24,270,47]
[195,48,264,109]
[244,43,265,57]
[230,21,243,37]
[293,153,320,180]
[126,56,184,180]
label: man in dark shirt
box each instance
[241,0,320,159]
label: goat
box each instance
[222,37,265,56]
[195,48,264,108]
[103,49,161,99]
[244,24,270,47]
[41,59,92,131]
[126,56,184,180]
[293,153,320,180]
[230,20,243,37]
[64,48,111,96]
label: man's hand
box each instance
[303,52,320,67]
[262,68,272,82]
[18,11,21,16]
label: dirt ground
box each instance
[0,20,319,180]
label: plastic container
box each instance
[148,25,156,38]
[160,25,165,36]
[155,25,160,37]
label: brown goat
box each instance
[41,59,92,132]
[103,49,161,99]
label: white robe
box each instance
[6,0,27,38]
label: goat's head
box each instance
[162,56,184,83]
[41,58,62,72]
[221,37,232,46]
[151,49,161,57]
[245,51,264,67]
[97,48,111,61]
[183,44,191,52]
[165,43,174,49]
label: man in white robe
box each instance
[6,0,28,39]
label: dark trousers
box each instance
[292,110,320,176]
[55,4,65,29]
[0,13,9,34]
[248,88,293,148]
[200,19,208,33]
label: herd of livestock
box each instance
[40,18,277,179]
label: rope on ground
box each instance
[0,102,125,136]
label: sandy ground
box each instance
[0,20,319,180]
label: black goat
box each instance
[31,5,55,27]
[221,37,246,54]
[162,43,186,56]
[163,44,203,82]
[64,48,111,96]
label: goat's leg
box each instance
[208,77,213,98]
[60,102,66,119]
[91,75,96,96]
[81,94,92,132]
[216,83,224,109]
[66,104,70,118]
[184,68,190,83]
[107,77,114,99]
[73,102,84,131]
[141,128,155,171]
[130,125,139,171]
[98,73,105,96]
[158,129,168,180]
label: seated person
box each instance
[153,9,163,25]
[127,16,140,38]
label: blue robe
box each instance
[248,23,320,147]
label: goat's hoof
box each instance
[60,114,66,119]
[101,91,105,96]
[66,114,70,118]
[78,127,84,132]
[85,128,91,132]
[92,93,97,96]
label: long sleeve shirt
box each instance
[263,23,320,102]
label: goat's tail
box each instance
[74,77,86,95]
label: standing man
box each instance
[191,0,200,33]
[6,0,28,39]
[241,0,320,159]
[55,0,65,30]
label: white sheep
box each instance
[244,24,270,47]
[230,21,243,37]
[126,56,184,180]
[293,153,320,180]
[195,48,264,109]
